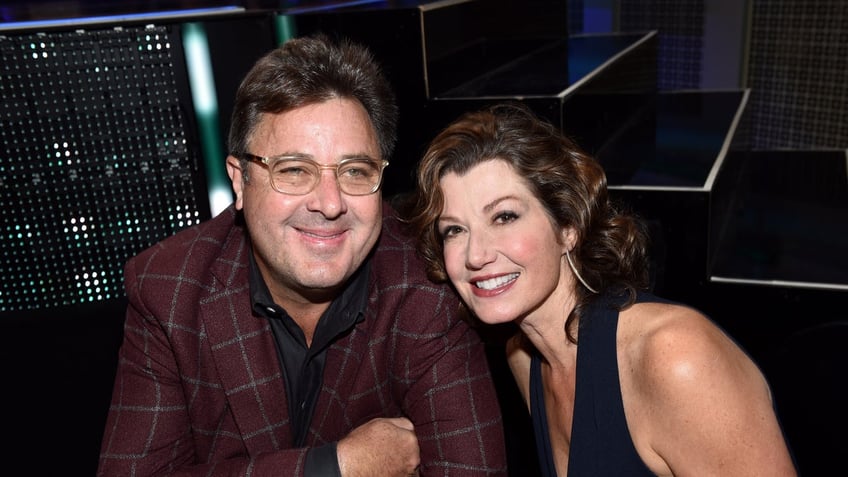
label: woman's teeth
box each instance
[475,273,519,290]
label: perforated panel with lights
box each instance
[0,25,210,314]
[747,0,848,149]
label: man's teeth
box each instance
[475,273,519,290]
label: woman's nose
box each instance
[464,230,495,270]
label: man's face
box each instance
[227,98,383,308]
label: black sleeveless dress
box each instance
[530,291,660,476]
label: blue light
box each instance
[0,6,245,32]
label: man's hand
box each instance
[337,417,420,476]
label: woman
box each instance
[405,103,796,476]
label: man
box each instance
[97,34,507,476]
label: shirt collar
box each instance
[247,244,369,345]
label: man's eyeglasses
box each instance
[241,153,389,196]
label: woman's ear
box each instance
[561,227,577,253]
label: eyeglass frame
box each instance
[239,152,390,196]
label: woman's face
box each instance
[438,159,574,325]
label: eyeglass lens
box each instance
[270,158,384,195]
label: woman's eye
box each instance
[440,225,462,239]
[494,211,518,224]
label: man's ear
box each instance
[226,155,245,210]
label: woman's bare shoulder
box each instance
[618,301,795,475]
[620,301,755,392]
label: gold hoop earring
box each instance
[566,249,598,294]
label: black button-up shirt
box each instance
[248,249,368,476]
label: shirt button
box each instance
[266,306,275,315]
[301,401,306,410]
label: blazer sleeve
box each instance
[395,283,508,476]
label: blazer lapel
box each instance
[199,219,292,452]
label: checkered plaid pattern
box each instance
[98,203,507,476]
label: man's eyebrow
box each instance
[267,152,378,162]
[340,153,379,161]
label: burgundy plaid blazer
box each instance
[97,203,507,476]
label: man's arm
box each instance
[394,286,508,476]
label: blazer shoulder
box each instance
[126,205,246,280]
[373,203,431,284]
